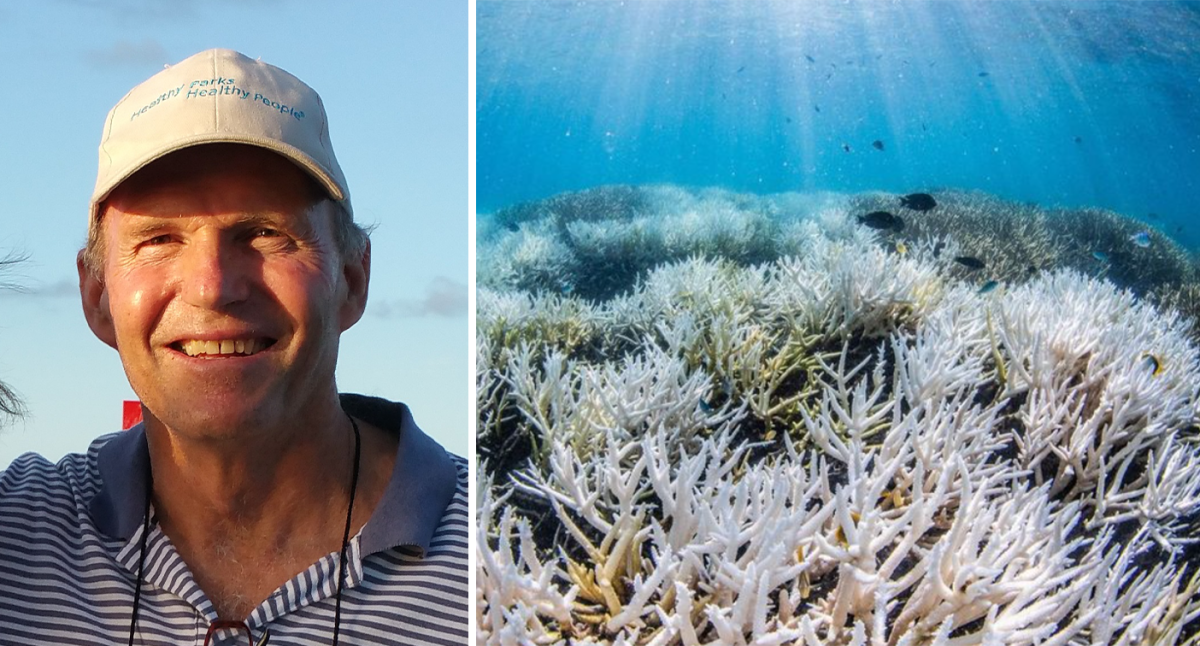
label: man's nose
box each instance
[179,236,251,309]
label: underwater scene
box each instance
[476,3,1200,644]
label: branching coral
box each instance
[480,186,1200,336]
[477,185,1200,645]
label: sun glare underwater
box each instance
[476,3,1200,644]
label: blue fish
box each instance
[978,280,1000,294]
[1092,251,1109,262]
[1142,353,1163,377]
[1130,231,1152,248]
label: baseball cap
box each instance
[91,48,351,225]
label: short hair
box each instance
[81,192,370,281]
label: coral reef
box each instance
[478,186,1200,334]
[477,186,1200,645]
[479,186,851,300]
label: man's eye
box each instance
[253,228,282,238]
[144,234,173,246]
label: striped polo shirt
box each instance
[0,394,468,645]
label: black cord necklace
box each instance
[127,414,362,646]
[333,414,362,645]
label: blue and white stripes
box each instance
[0,395,467,645]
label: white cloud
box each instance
[85,38,169,69]
[371,276,467,318]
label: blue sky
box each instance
[0,0,469,464]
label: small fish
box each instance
[805,54,816,63]
[1149,212,1160,220]
[900,193,937,211]
[814,104,821,113]
[895,241,908,256]
[1130,231,1152,248]
[1092,251,1110,262]
[1142,352,1164,377]
[786,117,792,124]
[978,280,1000,294]
[736,65,746,73]
[921,122,928,131]
[1177,225,1184,233]
[698,399,714,413]
[933,241,946,258]
[1074,135,1083,144]
[954,256,985,270]
[841,143,851,153]
[872,140,885,151]
[978,71,990,77]
[858,211,904,231]
[826,72,832,80]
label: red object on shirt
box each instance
[122,401,143,430]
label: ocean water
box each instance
[476,4,1200,641]
[478,1,1200,248]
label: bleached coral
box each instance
[477,186,1200,645]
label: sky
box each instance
[0,0,469,465]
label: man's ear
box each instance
[339,238,371,331]
[78,250,117,350]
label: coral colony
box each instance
[476,186,1200,645]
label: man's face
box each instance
[80,146,368,438]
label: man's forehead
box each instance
[110,210,314,231]
[105,144,326,212]
[98,200,333,250]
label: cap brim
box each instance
[89,134,346,223]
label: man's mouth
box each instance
[172,338,276,357]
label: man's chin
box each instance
[143,401,279,442]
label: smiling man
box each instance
[0,49,466,645]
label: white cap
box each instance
[91,48,350,224]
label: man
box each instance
[0,49,467,645]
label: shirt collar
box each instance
[90,422,151,540]
[89,394,459,557]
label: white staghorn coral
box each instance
[987,271,1200,544]
[477,476,577,644]
[477,187,1200,645]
